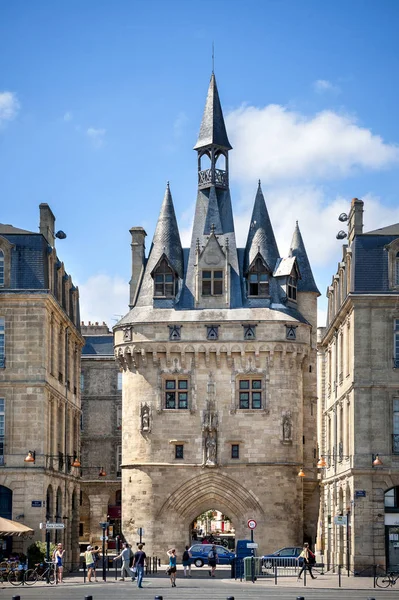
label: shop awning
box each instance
[0,517,34,537]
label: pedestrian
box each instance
[85,545,95,583]
[297,542,317,580]
[132,543,147,588]
[53,542,65,584]
[182,545,192,577]
[113,542,135,581]
[166,547,177,587]
[92,545,101,582]
[207,544,218,577]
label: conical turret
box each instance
[244,182,280,272]
[147,183,184,278]
[289,222,319,294]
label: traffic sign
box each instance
[334,516,347,526]
[41,522,65,529]
[100,536,109,541]
[137,527,145,536]
[247,519,257,530]
[247,542,258,548]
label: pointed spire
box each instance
[289,222,320,294]
[194,73,232,150]
[149,182,184,278]
[244,182,280,272]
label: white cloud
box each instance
[0,91,20,125]
[78,274,128,326]
[313,79,340,94]
[86,127,106,148]
[63,111,73,121]
[226,104,399,183]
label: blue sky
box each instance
[1,0,399,326]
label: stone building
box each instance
[114,73,320,556]
[317,198,399,572]
[80,321,122,550]
[0,204,83,564]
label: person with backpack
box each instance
[297,542,317,580]
[207,544,218,577]
[182,545,192,577]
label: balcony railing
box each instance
[198,168,228,189]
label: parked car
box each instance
[262,546,303,567]
[189,543,235,567]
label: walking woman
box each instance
[182,545,192,577]
[166,548,177,587]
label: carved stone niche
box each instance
[281,410,293,445]
[140,402,151,434]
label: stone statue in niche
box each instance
[205,431,217,466]
[282,412,292,443]
[140,403,151,433]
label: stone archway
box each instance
[153,471,265,556]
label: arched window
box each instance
[0,250,4,286]
[247,257,269,297]
[153,258,176,298]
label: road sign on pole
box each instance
[40,522,65,529]
[247,519,257,530]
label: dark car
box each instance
[189,543,235,567]
[262,546,303,567]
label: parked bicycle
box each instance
[24,560,56,585]
[376,571,399,588]
[0,560,26,586]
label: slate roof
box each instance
[351,234,395,293]
[289,222,320,294]
[0,224,34,235]
[365,223,399,236]
[244,182,280,273]
[82,335,114,356]
[0,233,49,289]
[193,73,232,151]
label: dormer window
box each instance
[153,258,176,298]
[287,276,297,301]
[247,257,269,297]
[202,270,223,296]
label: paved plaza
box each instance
[1,567,397,600]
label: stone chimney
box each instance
[39,203,55,247]
[347,198,364,244]
[129,227,147,308]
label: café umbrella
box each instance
[0,517,34,538]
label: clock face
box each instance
[247,519,257,530]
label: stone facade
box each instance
[317,198,399,572]
[0,204,83,565]
[80,322,122,549]
[114,74,319,557]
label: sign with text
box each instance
[355,490,366,498]
[334,516,347,526]
[31,500,42,507]
[42,522,65,529]
[247,542,258,548]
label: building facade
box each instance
[317,198,399,572]
[114,74,320,556]
[80,321,122,550]
[0,204,83,564]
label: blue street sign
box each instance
[355,490,366,498]
[31,500,42,507]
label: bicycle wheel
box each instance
[24,569,39,585]
[47,567,56,584]
[8,569,24,586]
[376,575,391,588]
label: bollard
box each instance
[297,597,305,600]
[12,596,21,600]
[227,597,235,600]
[338,563,342,588]
[85,596,93,600]
[154,596,163,600]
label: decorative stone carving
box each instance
[282,411,292,444]
[202,373,218,466]
[123,327,132,342]
[140,403,151,433]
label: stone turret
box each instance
[129,227,147,308]
[244,181,280,273]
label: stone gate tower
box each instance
[114,73,320,556]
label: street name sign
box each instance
[40,522,65,529]
[334,516,347,526]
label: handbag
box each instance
[132,567,137,573]
[166,567,172,575]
